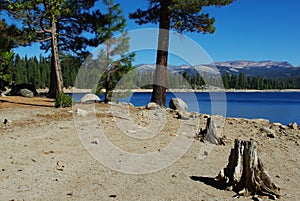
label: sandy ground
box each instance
[0,96,299,201]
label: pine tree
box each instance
[0,19,18,91]
[222,72,230,89]
[95,0,135,103]
[238,72,247,89]
[6,0,100,98]
[130,0,236,106]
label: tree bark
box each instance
[48,18,63,98]
[48,56,57,98]
[104,38,111,103]
[104,68,111,103]
[215,139,280,199]
[151,1,171,106]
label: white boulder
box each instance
[80,93,100,103]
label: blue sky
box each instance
[12,0,300,66]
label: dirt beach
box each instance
[0,96,299,200]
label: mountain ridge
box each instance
[136,60,300,78]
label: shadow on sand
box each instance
[0,99,54,108]
[190,176,226,190]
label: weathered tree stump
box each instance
[197,117,225,145]
[215,139,280,199]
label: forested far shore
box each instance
[9,54,300,91]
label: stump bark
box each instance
[198,117,225,145]
[215,139,280,199]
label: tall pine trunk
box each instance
[48,18,63,98]
[104,69,111,103]
[151,1,171,106]
[104,41,111,103]
[48,57,57,98]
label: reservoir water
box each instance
[70,92,300,125]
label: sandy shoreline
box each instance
[0,96,299,200]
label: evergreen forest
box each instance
[9,54,300,90]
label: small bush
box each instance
[55,93,73,108]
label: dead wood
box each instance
[197,117,225,145]
[215,139,280,199]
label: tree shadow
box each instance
[190,176,275,200]
[190,176,226,190]
[0,99,54,108]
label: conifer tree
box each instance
[5,0,101,98]
[95,0,135,103]
[0,19,19,91]
[130,0,236,106]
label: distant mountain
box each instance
[213,61,299,78]
[213,60,293,68]
[136,61,300,78]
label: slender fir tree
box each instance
[95,0,135,103]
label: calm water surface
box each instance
[70,92,300,125]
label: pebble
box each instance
[3,119,12,126]
[91,139,99,144]
[279,125,288,130]
[267,133,276,138]
[260,127,276,138]
[146,102,160,110]
[75,109,88,117]
[273,122,282,127]
[190,112,199,119]
[127,130,136,134]
[288,122,298,129]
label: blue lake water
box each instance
[70,92,300,125]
